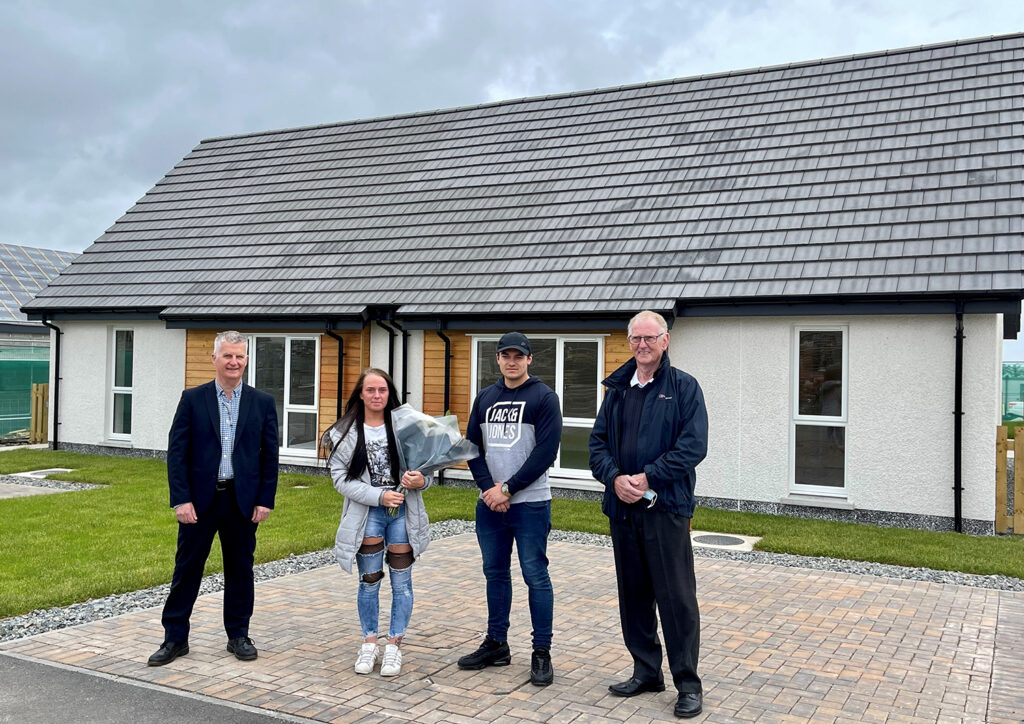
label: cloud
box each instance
[1,0,1021,251]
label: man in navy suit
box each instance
[148,330,279,666]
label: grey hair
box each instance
[627,310,669,336]
[213,330,248,355]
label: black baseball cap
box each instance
[497,331,531,355]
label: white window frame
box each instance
[108,328,133,441]
[789,324,848,497]
[470,333,606,478]
[246,334,320,457]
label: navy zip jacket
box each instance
[589,353,708,520]
[466,375,562,499]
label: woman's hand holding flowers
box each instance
[381,490,406,508]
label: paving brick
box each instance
[3,533,1024,723]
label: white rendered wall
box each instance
[52,321,186,451]
[673,314,1000,522]
[368,324,423,408]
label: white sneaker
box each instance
[354,642,378,674]
[380,643,402,676]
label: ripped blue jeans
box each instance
[356,503,413,640]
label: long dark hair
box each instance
[322,368,401,484]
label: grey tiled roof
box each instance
[1,244,77,324]
[25,33,1024,320]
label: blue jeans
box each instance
[475,499,553,649]
[356,504,413,640]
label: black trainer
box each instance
[530,647,553,686]
[457,635,511,670]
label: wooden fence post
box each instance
[996,426,1008,534]
[1015,433,1024,535]
[29,383,48,444]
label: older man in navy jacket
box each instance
[589,310,708,719]
[148,330,279,666]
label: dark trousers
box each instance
[161,488,258,643]
[475,499,554,649]
[610,507,701,694]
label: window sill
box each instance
[780,493,854,510]
[104,439,133,448]
[440,467,603,492]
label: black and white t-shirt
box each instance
[364,424,394,488]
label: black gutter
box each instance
[323,325,346,420]
[40,317,61,449]
[953,301,965,533]
[435,326,452,486]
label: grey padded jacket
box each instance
[329,424,433,574]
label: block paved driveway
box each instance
[3,533,1023,723]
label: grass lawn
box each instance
[1,449,1022,619]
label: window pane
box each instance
[476,338,557,390]
[254,337,285,445]
[113,393,132,435]
[114,330,133,387]
[794,425,844,488]
[559,425,592,470]
[562,341,598,417]
[529,338,556,387]
[798,331,843,417]
[289,339,316,406]
[286,411,317,450]
[476,340,499,393]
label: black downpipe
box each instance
[392,320,409,403]
[323,326,346,419]
[953,302,965,533]
[435,327,452,485]
[40,316,61,449]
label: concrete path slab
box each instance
[2,533,1023,723]
[0,481,63,499]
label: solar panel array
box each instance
[0,244,78,324]
[24,33,1024,321]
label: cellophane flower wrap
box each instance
[391,404,479,477]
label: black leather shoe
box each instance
[457,635,511,670]
[147,641,189,666]
[608,677,666,697]
[226,636,258,661]
[674,692,703,718]
[530,647,553,686]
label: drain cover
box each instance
[693,534,745,546]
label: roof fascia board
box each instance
[163,318,365,331]
[0,323,47,335]
[26,311,165,322]
[677,298,1021,318]
[401,316,634,331]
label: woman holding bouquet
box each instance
[324,368,431,677]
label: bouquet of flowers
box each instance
[391,404,479,475]
[387,405,479,514]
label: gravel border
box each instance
[0,474,104,492]
[2,519,1022,644]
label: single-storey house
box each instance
[24,33,1023,533]
[0,243,77,437]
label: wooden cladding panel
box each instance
[422,331,471,431]
[604,330,632,378]
[318,329,366,441]
[184,330,217,389]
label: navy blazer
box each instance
[167,381,279,516]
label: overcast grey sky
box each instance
[2,0,1020,255]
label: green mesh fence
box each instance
[1003,363,1024,422]
[0,346,50,438]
